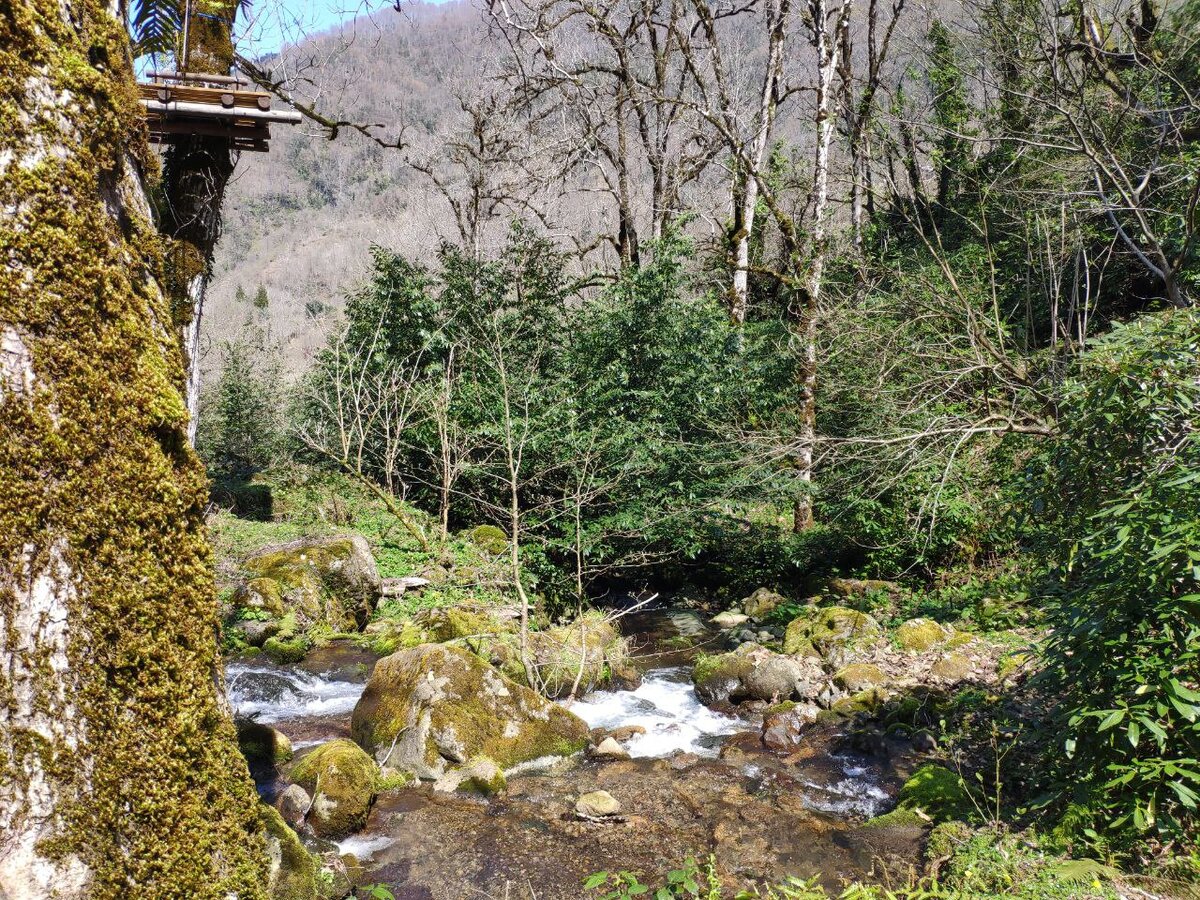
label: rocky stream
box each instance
[228,603,930,899]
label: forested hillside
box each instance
[5,0,1198,896]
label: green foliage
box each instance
[1035,310,1200,845]
[197,333,283,476]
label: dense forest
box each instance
[2,0,1199,897]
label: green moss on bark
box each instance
[0,2,269,896]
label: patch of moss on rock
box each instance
[863,807,927,828]
[895,764,974,823]
[467,524,509,555]
[260,805,321,900]
[243,534,380,633]
[0,3,269,895]
[350,643,589,777]
[235,578,286,617]
[830,687,889,716]
[894,618,954,652]
[289,739,379,839]
[834,663,887,692]
[784,606,882,659]
[929,652,974,683]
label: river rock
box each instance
[242,533,380,632]
[576,790,621,818]
[230,617,281,648]
[693,643,825,705]
[434,755,507,795]
[261,805,322,900]
[742,588,787,619]
[350,643,590,779]
[487,609,630,699]
[236,719,294,766]
[591,736,630,759]
[929,652,974,684]
[609,725,647,743]
[761,703,820,752]
[289,739,379,838]
[783,606,882,664]
[895,617,957,653]
[711,610,750,628]
[833,663,888,693]
[276,783,311,827]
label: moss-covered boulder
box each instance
[468,524,509,555]
[433,755,507,795]
[350,643,590,778]
[829,687,889,717]
[693,643,825,705]
[929,652,974,683]
[891,763,973,823]
[243,534,380,633]
[236,719,294,767]
[783,606,882,661]
[491,610,629,698]
[289,739,379,838]
[261,805,322,900]
[833,662,888,693]
[234,577,286,617]
[827,578,899,600]
[895,618,955,652]
[742,588,787,619]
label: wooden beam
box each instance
[139,98,302,125]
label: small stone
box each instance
[576,790,621,818]
[591,737,630,759]
[912,729,938,752]
[380,576,431,597]
[761,703,819,752]
[608,725,646,743]
[711,610,749,628]
[276,783,311,827]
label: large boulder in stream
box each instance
[238,534,380,633]
[693,643,825,705]
[489,609,631,698]
[783,605,882,664]
[288,739,379,838]
[351,643,590,779]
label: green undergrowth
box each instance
[210,464,516,612]
[585,833,1130,900]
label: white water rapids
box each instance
[567,666,743,757]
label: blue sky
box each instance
[236,0,413,56]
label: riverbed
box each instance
[226,605,923,898]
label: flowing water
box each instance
[226,605,919,898]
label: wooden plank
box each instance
[147,71,249,86]
[139,98,301,124]
[137,82,272,111]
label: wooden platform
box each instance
[137,75,301,153]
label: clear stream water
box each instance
[224,607,905,894]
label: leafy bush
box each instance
[1035,310,1200,844]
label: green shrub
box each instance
[1035,310,1200,845]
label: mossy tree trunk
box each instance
[160,3,238,443]
[0,1,267,897]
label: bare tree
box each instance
[295,321,432,550]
